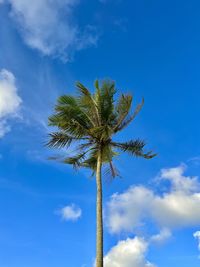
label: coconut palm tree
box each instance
[47,80,156,267]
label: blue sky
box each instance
[1,0,200,266]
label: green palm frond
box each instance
[54,104,91,129]
[113,94,132,129]
[47,132,78,148]
[77,141,94,151]
[78,146,99,170]
[76,82,101,126]
[57,95,77,106]
[48,112,90,138]
[63,152,87,169]
[57,95,95,128]
[95,80,116,125]
[114,98,144,132]
[112,140,156,159]
[103,161,119,179]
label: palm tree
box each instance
[47,80,156,267]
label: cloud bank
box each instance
[2,0,98,60]
[106,165,200,234]
[104,164,200,267]
[0,69,22,137]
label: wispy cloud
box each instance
[0,69,22,137]
[2,0,98,61]
[188,156,200,166]
[56,203,82,221]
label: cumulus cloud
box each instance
[159,164,199,193]
[57,204,82,221]
[107,186,153,233]
[106,165,200,234]
[193,231,200,251]
[104,237,155,267]
[0,69,22,137]
[3,0,98,61]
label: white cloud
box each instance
[57,204,82,221]
[106,165,200,234]
[193,231,200,251]
[159,164,199,193]
[107,186,153,233]
[0,69,22,137]
[150,228,172,244]
[3,0,98,60]
[104,237,155,267]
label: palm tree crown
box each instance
[47,80,156,174]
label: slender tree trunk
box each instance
[96,151,103,267]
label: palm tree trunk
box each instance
[96,151,103,267]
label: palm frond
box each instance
[114,98,144,132]
[57,95,77,106]
[54,105,90,129]
[76,82,101,126]
[56,95,95,128]
[80,155,98,170]
[113,94,132,129]
[46,132,76,148]
[77,141,94,151]
[48,112,90,138]
[63,152,87,169]
[102,160,121,182]
[95,80,116,125]
[111,139,156,159]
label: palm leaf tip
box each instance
[76,82,91,96]
[112,140,156,159]
[114,96,144,133]
[142,151,157,159]
[94,79,99,90]
[46,132,74,148]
